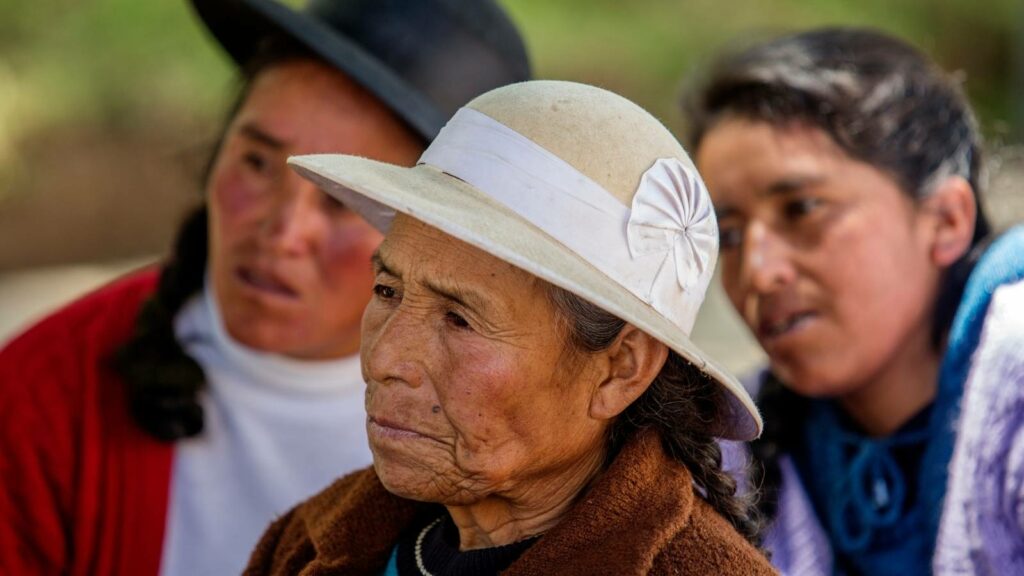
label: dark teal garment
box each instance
[795,401,933,576]
[382,547,399,576]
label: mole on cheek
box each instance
[432,405,441,414]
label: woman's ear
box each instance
[921,175,976,267]
[589,324,669,421]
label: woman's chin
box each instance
[772,360,860,399]
[373,458,483,506]
[224,319,296,352]
[372,452,431,494]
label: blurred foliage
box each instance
[0,0,231,130]
[503,0,1023,136]
[0,0,1020,175]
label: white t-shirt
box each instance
[159,284,373,576]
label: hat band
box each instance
[418,108,716,333]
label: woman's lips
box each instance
[236,267,299,299]
[367,416,427,440]
[757,310,817,341]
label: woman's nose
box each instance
[363,307,425,389]
[739,222,795,294]
[262,179,326,255]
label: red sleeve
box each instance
[0,269,173,576]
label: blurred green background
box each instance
[0,0,1021,269]
[0,0,1022,363]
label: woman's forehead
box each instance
[231,60,423,161]
[380,215,478,264]
[377,215,546,301]
[700,120,855,202]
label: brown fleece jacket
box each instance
[244,431,777,575]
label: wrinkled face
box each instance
[696,118,940,397]
[207,59,423,359]
[362,215,609,505]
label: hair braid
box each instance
[114,206,208,441]
[681,429,762,543]
[625,352,762,544]
[548,286,763,546]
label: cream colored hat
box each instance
[289,80,761,441]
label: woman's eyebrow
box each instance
[765,174,825,196]
[371,251,393,276]
[372,249,491,313]
[239,122,286,149]
[422,277,490,313]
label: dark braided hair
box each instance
[682,27,992,520]
[113,35,318,441]
[547,286,763,546]
[115,207,209,440]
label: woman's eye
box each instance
[445,311,471,330]
[372,284,397,299]
[243,151,269,174]
[319,190,348,212]
[719,226,743,250]
[783,197,822,220]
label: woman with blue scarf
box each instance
[682,27,1024,575]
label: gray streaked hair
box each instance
[683,26,993,348]
[684,27,988,217]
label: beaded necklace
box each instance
[414,517,444,576]
[411,516,543,576]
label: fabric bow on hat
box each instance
[626,158,718,320]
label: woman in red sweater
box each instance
[0,1,530,574]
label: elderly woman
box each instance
[244,81,776,575]
[683,27,1024,575]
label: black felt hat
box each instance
[189,0,532,140]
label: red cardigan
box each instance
[0,269,172,576]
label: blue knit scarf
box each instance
[800,400,932,575]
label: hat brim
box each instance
[289,154,762,441]
[190,0,446,140]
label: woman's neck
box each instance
[838,323,940,437]
[444,446,604,551]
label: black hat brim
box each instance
[190,0,447,140]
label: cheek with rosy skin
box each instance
[208,162,275,256]
[441,341,595,496]
[324,219,382,273]
[213,171,257,219]
[771,217,934,396]
[321,218,384,309]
